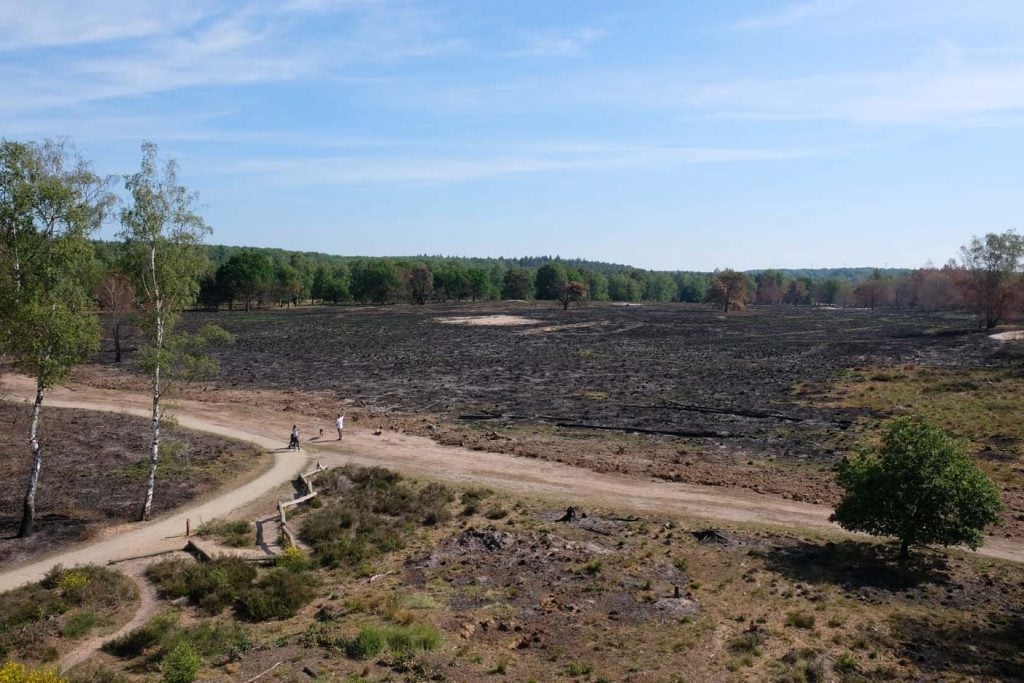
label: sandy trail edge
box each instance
[0,377,314,593]
[58,553,179,672]
[0,373,1021,596]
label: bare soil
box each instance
[79,302,1021,532]
[168,304,990,453]
[152,490,1024,682]
[0,402,263,568]
[0,374,1020,680]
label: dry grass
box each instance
[6,470,1022,681]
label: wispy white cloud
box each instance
[0,0,213,50]
[0,0,461,115]
[220,144,825,186]
[736,0,860,30]
[685,53,1024,124]
[508,27,606,57]
[392,39,1024,128]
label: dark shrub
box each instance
[240,569,317,621]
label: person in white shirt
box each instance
[336,413,345,441]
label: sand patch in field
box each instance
[436,315,541,327]
[520,321,603,335]
[990,330,1024,341]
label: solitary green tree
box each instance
[119,142,211,521]
[350,258,401,304]
[216,249,274,310]
[582,270,609,301]
[535,262,569,300]
[831,417,1003,564]
[501,267,534,300]
[0,139,111,537]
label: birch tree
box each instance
[119,142,211,521]
[0,139,110,537]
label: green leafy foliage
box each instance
[213,249,274,310]
[349,258,402,304]
[118,141,213,522]
[103,613,250,679]
[0,565,135,663]
[300,466,454,569]
[275,546,313,572]
[831,417,1004,562]
[0,140,110,536]
[238,568,317,621]
[145,558,257,614]
[195,519,251,548]
[161,641,200,683]
[344,624,440,659]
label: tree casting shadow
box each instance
[759,539,952,592]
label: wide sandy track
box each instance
[1,372,1021,595]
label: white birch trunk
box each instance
[18,377,45,537]
[140,244,163,521]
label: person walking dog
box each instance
[336,413,345,441]
[288,425,300,451]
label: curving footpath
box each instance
[0,372,1021,599]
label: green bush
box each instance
[299,623,341,650]
[727,628,764,656]
[177,622,251,661]
[835,651,858,673]
[301,466,454,569]
[384,623,441,656]
[161,640,201,683]
[345,624,440,660]
[484,506,508,520]
[785,611,815,629]
[0,565,135,663]
[196,520,252,548]
[345,627,386,659]
[103,614,249,667]
[60,611,97,639]
[275,546,312,573]
[145,558,257,614]
[240,569,317,621]
[416,482,455,525]
[103,614,179,658]
[460,488,493,505]
[565,662,594,676]
[301,506,404,569]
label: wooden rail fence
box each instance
[277,461,325,549]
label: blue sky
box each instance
[3,0,1024,270]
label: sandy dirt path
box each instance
[58,553,188,672]
[1,373,1021,593]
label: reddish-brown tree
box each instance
[94,271,135,362]
[710,270,750,312]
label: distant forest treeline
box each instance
[92,240,918,310]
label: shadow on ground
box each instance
[890,612,1024,680]
[758,539,951,592]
